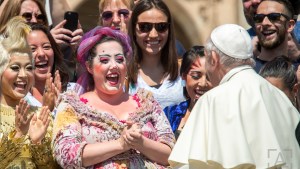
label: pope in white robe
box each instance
[168,24,300,169]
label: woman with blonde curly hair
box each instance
[0,16,57,168]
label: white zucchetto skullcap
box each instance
[211,24,253,59]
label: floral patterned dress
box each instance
[52,89,175,169]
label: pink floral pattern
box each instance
[52,89,175,169]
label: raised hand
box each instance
[70,21,83,49]
[42,73,56,111]
[28,106,51,144]
[15,99,34,138]
[53,70,62,101]
[120,14,128,34]
[50,20,72,45]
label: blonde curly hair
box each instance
[0,16,32,76]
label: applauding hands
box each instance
[28,106,51,144]
[15,99,34,137]
[15,99,51,144]
[43,71,62,111]
[119,122,144,151]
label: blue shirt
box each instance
[164,100,189,133]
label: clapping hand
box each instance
[15,99,34,138]
[28,106,51,144]
[43,71,62,111]
[121,121,143,149]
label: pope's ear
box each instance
[210,50,220,69]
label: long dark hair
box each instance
[127,0,178,85]
[29,23,69,91]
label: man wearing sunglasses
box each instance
[253,0,296,72]
[242,0,300,67]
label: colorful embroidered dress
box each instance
[0,104,57,169]
[52,89,175,169]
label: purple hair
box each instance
[76,26,132,94]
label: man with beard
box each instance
[253,0,296,72]
[242,0,300,70]
[168,23,300,169]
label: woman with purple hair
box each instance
[52,26,175,168]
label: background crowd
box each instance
[0,0,299,168]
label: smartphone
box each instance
[64,11,78,32]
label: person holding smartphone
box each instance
[50,12,83,48]
[0,0,83,82]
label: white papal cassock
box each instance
[169,65,300,169]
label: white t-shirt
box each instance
[128,75,186,110]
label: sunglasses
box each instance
[137,22,170,33]
[253,13,290,24]
[22,12,46,24]
[101,9,130,21]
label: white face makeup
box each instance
[1,54,34,103]
[88,40,127,95]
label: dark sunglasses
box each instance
[101,9,130,21]
[253,13,290,23]
[22,12,46,24]
[137,22,170,33]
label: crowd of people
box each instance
[0,0,299,168]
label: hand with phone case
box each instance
[64,11,78,32]
[50,11,83,47]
